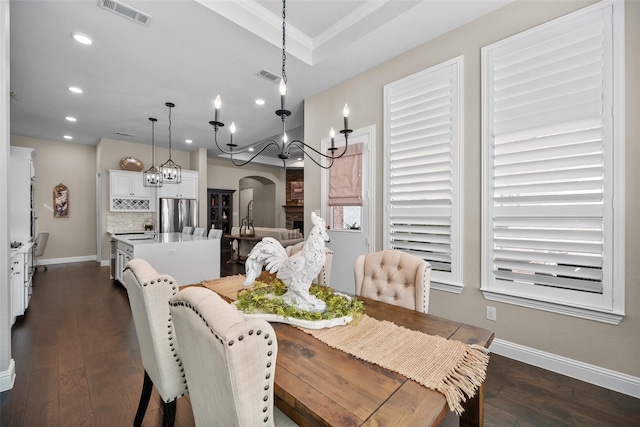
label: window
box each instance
[328,143,363,230]
[383,56,464,291]
[481,0,625,323]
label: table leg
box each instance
[460,383,484,427]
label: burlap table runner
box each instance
[201,275,489,415]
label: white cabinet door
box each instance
[131,174,151,198]
[11,254,25,320]
[116,242,134,284]
[111,173,134,196]
[179,175,198,199]
[159,183,180,198]
[159,171,198,199]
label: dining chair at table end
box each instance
[123,259,189,427]
[355,249,432,313]
[169,287,298,426]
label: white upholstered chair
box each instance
[208,228,223,239]
[169,287,298,426]
[285,242,334,286]
[34,232,49,272]
[123,259,188,427]
[182,226,194,235]
[193,227,206,236]
[354,250,431,313]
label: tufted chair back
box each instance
[169,287,298,426]
[182,226,194,235]
[285,241,334,286]
[123,259,188,426]
[354,250,432,313]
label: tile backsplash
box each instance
[106,212,155,233]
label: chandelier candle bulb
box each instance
[214,95,221,123]
[330,127,336,149]
[343,104,350,130]
[230,122,236,145]
[279,79,287,110]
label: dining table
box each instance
[203,277,494,427]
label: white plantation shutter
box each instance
[384,57,463,289]
[482,0,624,321]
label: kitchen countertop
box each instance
[112,232,210,246]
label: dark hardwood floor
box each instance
[2,255,639,426]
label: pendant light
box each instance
[160,102,181,184]
[143,117,163,187]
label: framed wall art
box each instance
[54,183,69,218]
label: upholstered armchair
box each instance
[169,287,297,426]
[123,259,188,427]
[354,250,432,313]
[285,241,333,286]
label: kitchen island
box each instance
[111,232,220,286]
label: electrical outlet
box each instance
[486,306,497,321]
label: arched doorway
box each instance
[239,176,276,227]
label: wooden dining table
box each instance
[206,279,494,427]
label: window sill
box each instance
[481,290,624,325]
[431,282,463,294]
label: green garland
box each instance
[235,277,364,322]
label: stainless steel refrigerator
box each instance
[159,198,197,233]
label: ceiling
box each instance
[9,0,511,167]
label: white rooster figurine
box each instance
[243,212,329,313]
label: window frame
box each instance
[480,0,625,324]
[383,56,464,292]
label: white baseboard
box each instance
[100,259,110,267]
[489,338,640,399]
[37,255,97,265]
[0,359,15,392]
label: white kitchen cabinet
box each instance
[110,170,156,212]
[11,243,33,324]
[115,241,134,283]
[112,233,219,286]
[10,147,35,243]
[159,170,198,199]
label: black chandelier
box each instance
[208,0,352,169]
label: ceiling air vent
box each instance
[98,0,152,25]
[257,69,282,84]
[114,131,134,137]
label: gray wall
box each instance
[304,0,640,377]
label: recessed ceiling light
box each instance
[68,86,83,94]
[65,116,77,122]
[63,135,73,140]
[255,99,265,106]
[297,157,302,161]
[72,32,93,45]
[185,139,192,144]
[248,147,255,152]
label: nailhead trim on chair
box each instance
[168,299,277,423]
[136,273,188,399]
